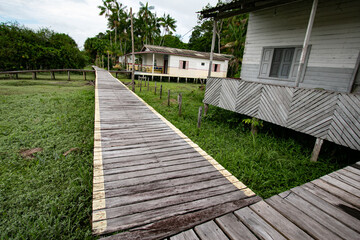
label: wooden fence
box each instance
[0,69,130,80]
[204,77,360,151]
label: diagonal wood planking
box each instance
[92,68,258,238]
[204,78,360,151]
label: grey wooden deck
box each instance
[92,67,260,239]
[169,161,360,240]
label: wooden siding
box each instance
[204,77,360,151]
[241,0,360,92]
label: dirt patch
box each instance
[19,148,43,159]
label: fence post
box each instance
[178,93,182,116]
[67,71,70,81]
[51,71,55,80]
[160,85,162,99]
[147,79,150,91]
[155,82,157,94]
[168,90,170,106]
[197,106,203,128]
[83,71,86,81]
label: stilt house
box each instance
[200,0,360,156]
[121,45,232,81]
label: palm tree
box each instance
[158,14,177,46]
[138,1,155,45]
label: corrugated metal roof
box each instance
[140,45,233,61]
[200,0,302,19]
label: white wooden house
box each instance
[200,0,360,158]
[121,45,232,81]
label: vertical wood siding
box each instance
[241,0,360,92]
[204,77,360,151]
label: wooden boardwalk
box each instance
[92,67,260,239]
[170,162,360,240]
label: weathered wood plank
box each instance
[291,185,360,232]
[194,221,229,240]
[312,179,360,208]
[234,207,286,240]
[170,229,199,240]
[215,213,258,240]
[101,196,261,240]
[249,200,313,240]
[329,171,360,190]
[266,195,341,240]
[279,191,359,239]
[101,191,254,234]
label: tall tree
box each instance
[158,14,177,46]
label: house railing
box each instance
[204,77,360,151]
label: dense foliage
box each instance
[0,23,86,71]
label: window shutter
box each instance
[186,61,189,70]
[179,60,183,69]
[259,48,273,77]
[212,64,215,72]
[290,48,302,80]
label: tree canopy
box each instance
[0,22,86,71]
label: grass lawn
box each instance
[0,73,95,239]
[118,76,359,199]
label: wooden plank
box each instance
[291,186,360,232]
[215,213,258,240]
[344,166,360,176]
[170,229,199,240]
[96,184,241,218]
[101,192,259,235]
[337,168,360,181]
[101,196,261,240]
[194,221,229,240]
[329,171,360,190]
[234,207,286,240]
[318,175,360,198]
[95,178,231,209]
[312,179,360,208]
[279,191,359,239]
[266,195,341,240]
[249,200,313,240]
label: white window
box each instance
[201,62,205,66]
[259,46,308,80]
[179,60,189,69]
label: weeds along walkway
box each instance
[92,67,260,239]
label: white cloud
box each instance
[0,0,218,49]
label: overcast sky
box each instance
[0,0,219,49]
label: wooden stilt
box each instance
[310,138,324,162]
[168,77,170,82]
[204,103,209,117]
[130,7,135,92]
[177,77,179,83]
[160,85,162,99]
[185,78,187,84]
[251,117,258,135]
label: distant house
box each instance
[120,45,232,80]
[200,0,360,158]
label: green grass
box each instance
[0,78,94,239]
[118,76,359,199]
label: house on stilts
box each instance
[200,0,360,160]
[120,45,233,82]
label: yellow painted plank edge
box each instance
[92,68,107,235]
[112,72,255,198]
